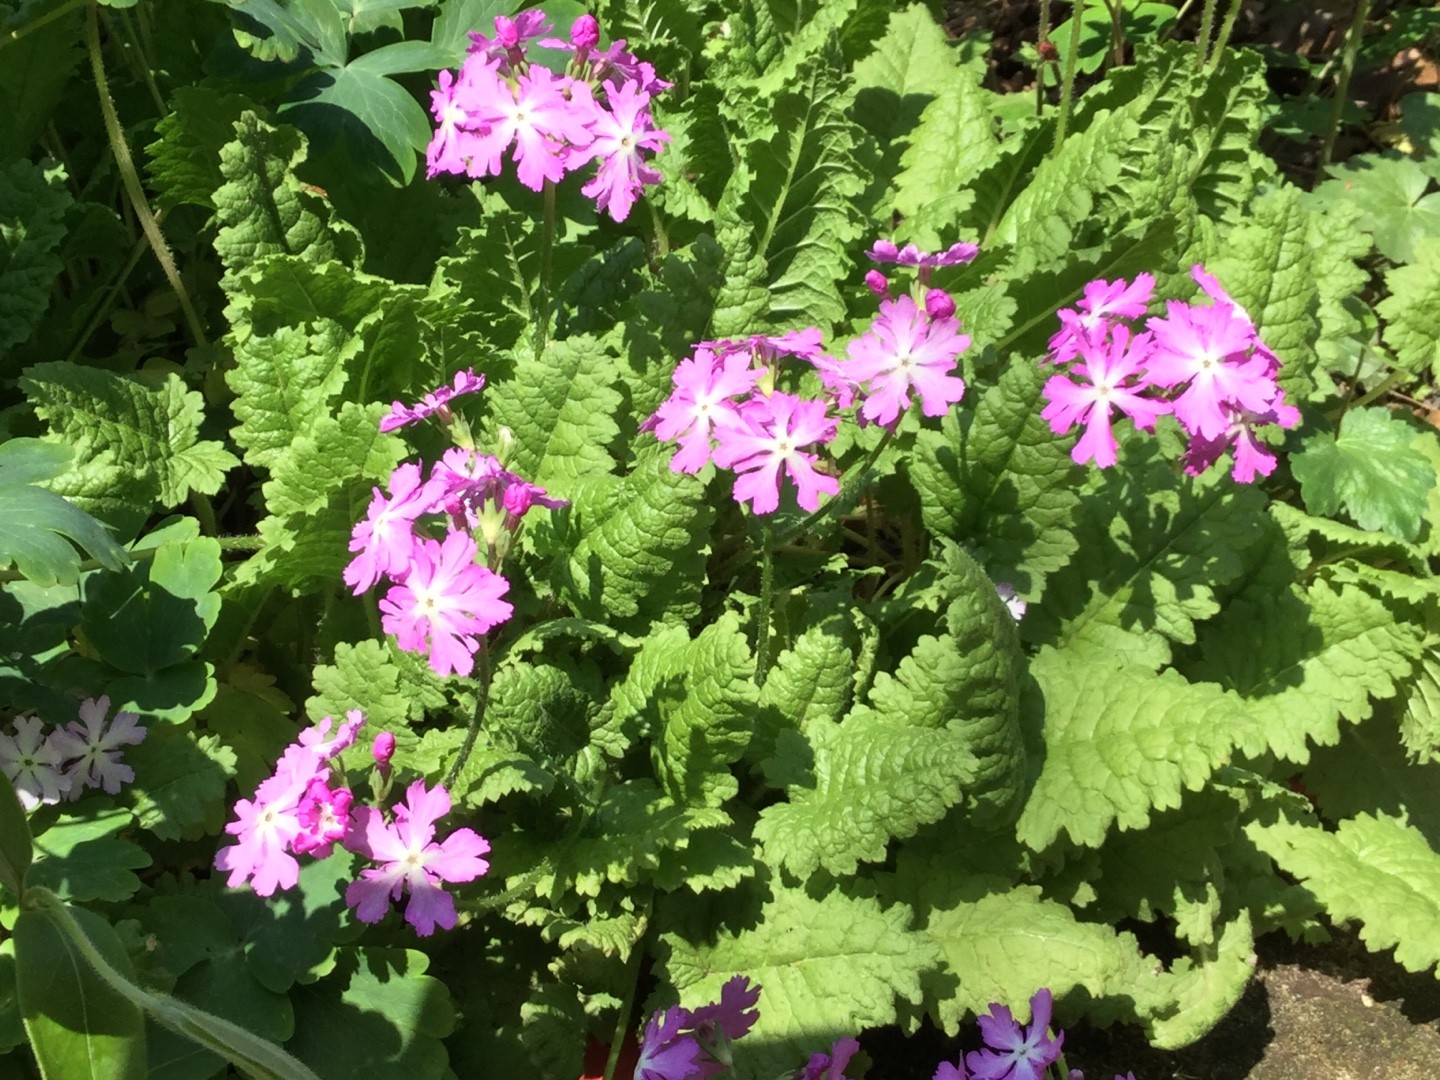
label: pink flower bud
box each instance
[925,288,956,320]
[494,14,520,48]
[571,13,600,50]
[864,270,888,297]
[372,731,396,768]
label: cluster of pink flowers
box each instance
[0,696,146,810]
[427,12,670,221]
[643,240,975,514]
[215,714,491,936]
[348,369,564,677]
[634,983,1137,1080]
[1040,266,1299,481]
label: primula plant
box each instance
[2,1,1440,1079]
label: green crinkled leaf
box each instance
[911,360,1083,598]
[144,87,258,212]
[125,729,236,840]
[198,671,298,796]
[0,439,126,586]
[485,659,592,769]
[26,803,150,904]
[891,64,997,227]
[485,335,621,492]
[16,905,147,1080]
[651,613,758,807]
[1193,578,1424,763]
[1249,812,1440,977]
[237,402,404,591]
[518,781,702,901]
[288,947,455,1080]
[1017,648,1258,850]
[652,828,756,894]
[307,640,416,757]
[212,112,362,285]
[0,158,71,354]
[660,882,941,1074]
[562,443,714,629]
[227,320,360,472]
[1032,450,1269,669]
[1303,719,1440,848]
[227,255,391,343]
[1292,406,1437,543]
[21,364,239,529]
[1400,643,1440,764]
[432,200,536,352]
[754,714,979,878]
[883,859,1161,1034]
[516,982,585,1080]
[752,615,855,761]
[82,531,222,677]
[1206,186,1320,393]
[709,48,866,336]
[1378,236,1440,379]
[1144,911,1256,1048]
[1309,154,1440,265]
[849,4,975,147]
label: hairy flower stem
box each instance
[1194,0,1218,70]
[1318,0,1372,181]
[1052,0,1086,156]
[0,0,83,50]
[86,5,206,349]
[444,643,493,790]
[754,520,776,687]
[1207,0,1243,66]
[1036,0,1052,117]
[536,178,557,359]
[603,907,652,1080]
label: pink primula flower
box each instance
[344,780,490,936]
[845,294,969,427]
[469,64,595,191]
[711,392,839,514]
[380,369,485,434]
[1047,273,1155,365]
[379,530,512,677]
[1041,326,1170,468]
[1145,299,1276,441]
[344,462,446,594]
[576,80,669,221]
[644,347,761,474]
[866,239,979,269]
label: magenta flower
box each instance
[214,752,312,896]
[1041,326,1170,468]
[54,696,145,797]
[933,1060,968,1080]
[845,294,969,427]
[343,779,490,936]
[965,988,1064,1080]
[712,392,839,514]
[380,369,486,433]
[866,239,979,268]
[469,64,596,191]
[798,1036,861,1080]
[0,715,70,810]
[1180,391,1300,483]
[634,1007,702,1080]
[379,530,512,677]
[1047,273,1155,364]
[1145,299,1275,441]
[576,80,670,221]
[344,462,446,593]
[215,714,365,896]
[644,347,761,474]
